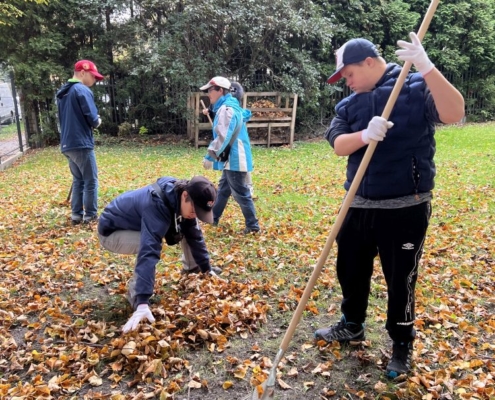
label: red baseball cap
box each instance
[74,60,104,81]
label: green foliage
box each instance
[415,0,495,78]
[110,0,337,134]
[138,125,148,136]
[0,0,48,26]
[118,121,133,137]
[2,0,495,141]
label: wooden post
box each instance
[186,94,191,140]
[194,93,200,149]
[289,94,298,148]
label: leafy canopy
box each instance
[0,0,48,25]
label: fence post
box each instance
[10,71,23,153]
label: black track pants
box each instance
[336,202,431,343]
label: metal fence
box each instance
[97,69,489,136]
[0,67,491,166]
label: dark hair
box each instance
[174,179,192,202]
[230,82,244,104]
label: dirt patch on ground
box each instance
[16,271,393,400]
[170,306,394,400]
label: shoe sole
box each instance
[314,334,366,344]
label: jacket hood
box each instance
[241,108,252,123]
[213,93,252,122]
[157,176,180,212]
[212,93,234,112]
[56,81,80,99]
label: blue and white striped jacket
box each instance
[204,93,254,172]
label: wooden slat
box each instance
[289,94,298,148]
[247,122,291,128]
[189,91,298,147]
[244,91,282,96]
[250,138,288,145]
[244,91,297,98]
[250,116,291,121]
[249,108,292,112]
[194,93,200,149]
[186,95,191,139]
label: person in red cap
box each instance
[97,176,222,333]
[315,34,465,378]
[56,60,104,225]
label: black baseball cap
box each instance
[186,176,217,224]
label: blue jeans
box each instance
[64,149,98,220]
[213,170,259,230]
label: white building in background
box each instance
[0,80,21,125]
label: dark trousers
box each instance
[336,202,431,343]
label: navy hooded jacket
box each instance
[326,63,442,200]
[56,80,100,152]
[98,177,212,307]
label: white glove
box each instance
[361,116,394,144]
[396,32,434,76]
[96,115,102,128]
[203,158,213,170]
[209,269,227,282]
[122,304,155,333]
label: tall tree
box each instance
[0,0,128,143]
[0,0,48,26]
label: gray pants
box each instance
[98,231,199,270]
[98,231,200,308]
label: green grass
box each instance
[0,122,19,140]
[0,123,494,399]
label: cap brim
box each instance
[199,83,212,91]
[195,207,214,224]
[91,71,104,81]
[327,69,343,84]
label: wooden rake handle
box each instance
[278,0,441,352]
[200,99,213,127]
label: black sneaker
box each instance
[386,342,413,378]
[314,317,365,343]
[71,214,82,225]
[181,266,222,275]
[83,215,98,224]
[243,227,260,235]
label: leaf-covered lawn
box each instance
[0,124,494,399]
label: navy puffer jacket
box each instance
[98,177,212,307]
[326,63,441,200]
